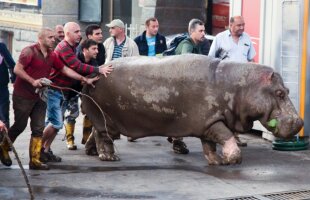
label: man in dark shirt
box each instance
[171,19,208,155]
[134,17,167,56]
[84,24,105,65]
[0,42,15,129]
[0,27,99,170]
[175,19,207,55]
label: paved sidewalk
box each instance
[1,122,310,200]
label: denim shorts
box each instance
[46,89,65,130]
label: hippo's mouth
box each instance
[265,118,279,135]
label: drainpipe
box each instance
[299,0,309,137]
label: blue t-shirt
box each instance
[146,36,156,56]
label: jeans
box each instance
[0,86,10,128]
[45,89,65,130]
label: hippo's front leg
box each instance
[203,121,241,165]
[201,139,222,165]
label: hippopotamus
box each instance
[81,54,303,165]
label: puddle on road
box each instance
[47,163,207,174]
[0,186,155,199]
[34,186,155,199]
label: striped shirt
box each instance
[50,40,99,87]
[112,38,125,60]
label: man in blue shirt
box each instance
[208,16,256,62]
[134,17,167,56]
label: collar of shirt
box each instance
[227,30,244,39]
[64,40,77,53]
[34,42,52,58]
[113,37,126,46]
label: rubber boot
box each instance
[65,122,77,150]
[82,116,92,145]
[0,138,12,166]
[29,136,49,170]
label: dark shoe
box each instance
[173,140,189,154]
[29,162,49,170]
[40,148,49,163]
[44,150,62,162]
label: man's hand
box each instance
[98,64,114,77]
[32,79,43,88]
[32,78,52,88]
[81,76,100,88]
[0,121,7,133]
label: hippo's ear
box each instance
[261,71,274,85]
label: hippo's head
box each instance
[236,68,303,138]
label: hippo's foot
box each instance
[205,153,223,165]
[222,137,242,165]
[222,151,242,165]
[97,138,119,161]
[99,153,120,161]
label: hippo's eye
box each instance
[276,90,285,99]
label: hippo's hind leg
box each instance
[81,94,120,161]
[201,139,222,165]
[94,129,120,161]
[85,129,98,156]
[203,121,241,165]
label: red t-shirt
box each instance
[13,43,64,99]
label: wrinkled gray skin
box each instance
[81,54,303,165]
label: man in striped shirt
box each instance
[41,22,113,163]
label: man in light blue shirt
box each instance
[208,16,256,62]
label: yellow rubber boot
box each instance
[82,116,92,145]
[65,122,77,150]
[0,139,12,166]
[29,136,49,170]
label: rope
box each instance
[49,84,118,154]
[1,129,34,200]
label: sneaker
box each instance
[173,140,189,154]
[40,149,49,163]
[45,150,62,162]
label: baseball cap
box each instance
[106,19,125,29]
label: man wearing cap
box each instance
[103,19,139,63]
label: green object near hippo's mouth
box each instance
[267,119,278,128]
[267,119,278,134]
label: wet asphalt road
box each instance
[1,121,310,200]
